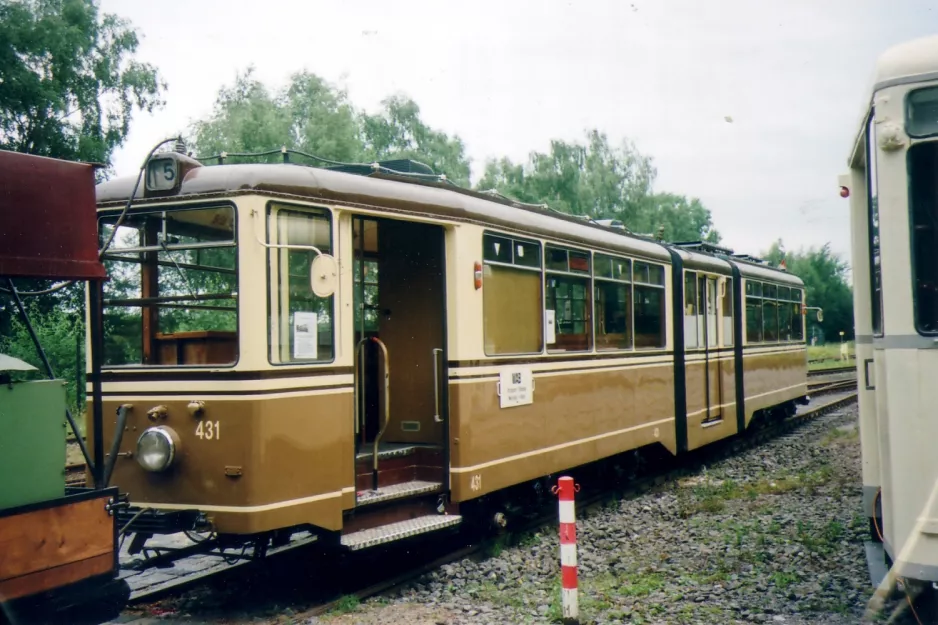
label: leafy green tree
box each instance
[0,0,164,167]
[476,130,719,242]
[361,95,471,185]
[763,240,853,342]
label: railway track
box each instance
[117,390,859,621]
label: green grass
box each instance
[808,341,855,371]
[327,595,360,616]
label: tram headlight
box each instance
[136,427,179,472]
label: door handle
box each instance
[432,348,443,422]
[864,358,875,390]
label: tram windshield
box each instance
[98,205,238,366]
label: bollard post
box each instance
[554,476,579,624]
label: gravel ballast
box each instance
[313,403,874,625]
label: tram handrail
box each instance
[371,337,390,492]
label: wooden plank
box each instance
[0,553,113,601]
[0,497,113,582]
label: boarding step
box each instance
[356,479,441,507]
[340,514,462,551]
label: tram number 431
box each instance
[195,420,220,440]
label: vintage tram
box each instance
[89,146,808,554]
[843,33,938,613]
[0,150,128,623]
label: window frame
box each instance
[265,200,336,366]
[482,230,545,356]
[593,252,633,352]
[545,244,593,353]
[97,200,240,369]
[632,259,667,350]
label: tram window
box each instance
[594,254,631,351]
[762,298,779,342]
[867,112,884,335]
[99,206,238,366]
[791,288,804,341]
[684,272,699,348]
[545,246,591,352]
[777,287,792,341]
[908,141,938,334]
[745,282,762,344]
[483,233,543,354]
[722,278,733,346]
[270,206,334,363]
[634,261,666,348]
[907,87,938,138]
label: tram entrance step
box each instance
[355,444,442,490]
[356,480,440,508]
[340,514,462,551]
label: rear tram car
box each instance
[844,33,938,610]
[91,147,808,553]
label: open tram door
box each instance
[351,216,448,504]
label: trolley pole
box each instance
[554,476,579,624]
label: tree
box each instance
[0,0,164,168]
[476,130,719,242]
[361,95,471,185]
[763,240,853,342]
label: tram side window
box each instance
[98,206,238,366]
[907,139,938,334]
[634,261,666,348]
[762,283,778,342]
[777,286,792,341]
[483,234,544,354]
[594,254,632,350]
[684,272,699,348]
[722,278,733,346]
[745,281,762,343]
[269,205,334,363]
[791,288,804,341]
[545,247,592,352]
[866,111,884,336]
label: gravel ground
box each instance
[308,403,876,625]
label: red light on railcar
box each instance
[474,261,483,289]
[840,186,850,198]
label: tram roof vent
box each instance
[672,241,736,256]
[730,253,767,265]
[591,218,626,230]
[326,158,437,177]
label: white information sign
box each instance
[293,311,319,359]
[545,309,556,344]
[498,368,534,409]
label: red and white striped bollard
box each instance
[554,476,579,624]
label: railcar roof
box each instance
[96,157,798,283]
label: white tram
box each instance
[844,34,938,606]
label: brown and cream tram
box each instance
[89,150,808,551]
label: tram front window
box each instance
[908,140,938,334]
[98,205,238,366]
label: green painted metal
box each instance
[0,380,66,510]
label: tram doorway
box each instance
[352,217,447,451]
[700,275,723,423]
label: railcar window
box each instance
[866,112,884,335]
[483,233,543,354]
[777,286,792,341]
[99,206,238,366]
[269,205,334,363]
[907,140,938,334]
[722,278,733,346]
[745,281,762,343]
[791,288,804,341]
[762,283,779,342]
[684,272,699,348]
[907,87,938,137]
[634,261,666,348]
[594,254,632,350]
[545,246,591,352]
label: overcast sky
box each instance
[101,0,937,265]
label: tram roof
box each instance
[96,154,799,284]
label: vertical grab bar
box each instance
[371,337,390,491]
[353,338,369,447]
[432,348,443,423]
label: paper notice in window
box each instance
[293,312,318,359]
[546,310,556,344]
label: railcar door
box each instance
[701,275,723,422]
[352,216,448,498]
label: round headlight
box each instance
[136,427,178,472]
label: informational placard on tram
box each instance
[293,312,318,359]
[498,368,534,409]
[546,310,556,344]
